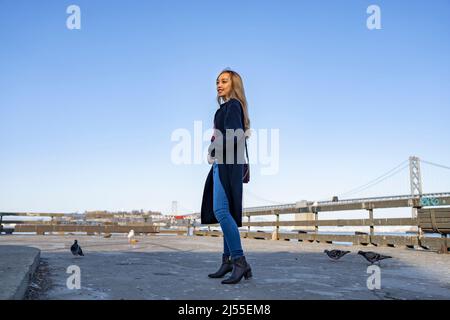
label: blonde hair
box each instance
[216,69,250,132]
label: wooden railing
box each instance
[13,224,160,235]
[0,213,182,236]
[2,194,449,253]
[191,194,450,253]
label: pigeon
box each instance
[70,240,84,256]
[324,249,350,260]
[358,251,391,264]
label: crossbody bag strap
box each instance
[240,104,249,164]
[245,137,249,164]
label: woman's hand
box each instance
[207,141,216,164]
[207,153,215,165]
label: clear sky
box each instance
[1,0,449,217]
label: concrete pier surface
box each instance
[1,234,449,300]
[0,245,40,299]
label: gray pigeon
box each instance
[70,240,84,256]
[324,249,350,260]
[358,251,391,264]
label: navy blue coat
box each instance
[201,98,246,227]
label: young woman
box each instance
[201,69,252,285]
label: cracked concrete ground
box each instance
[1,234,449,300]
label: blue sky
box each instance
[1,0,449,216]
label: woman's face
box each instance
[216,72,232,99]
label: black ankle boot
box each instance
[221,255,252,284]
[208,254,233,278]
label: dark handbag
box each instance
[243,138,250,183]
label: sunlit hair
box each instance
[216,68,251,133]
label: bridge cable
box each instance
[244,187,286,205]
[421,159,450,171]
[336,159,409,198]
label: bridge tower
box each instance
[409,156,423,218]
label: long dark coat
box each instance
[201,98,246,227]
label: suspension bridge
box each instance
[158,156,449,218]
[173,156,449,218]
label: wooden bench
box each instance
[418,208,450,234]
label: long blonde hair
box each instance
[216,69,250,132]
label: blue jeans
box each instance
[213,161,244,259]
